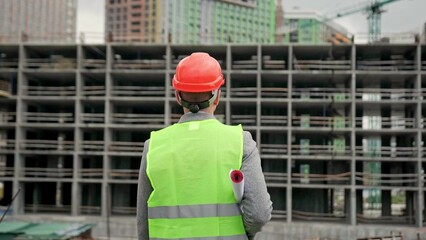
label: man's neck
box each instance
[183,108,215,115]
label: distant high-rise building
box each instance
[105,0,276,44]
[275,0,284,43]
[277,10,352,44]
[0,0,77,43]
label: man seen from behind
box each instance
[137,52,273,240]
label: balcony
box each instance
[231,114,256,126]
[82,45,106,70]
[355,172,418,187]
[230,87,257,98]
[292,172,351,185]
[291,145,351,156]
[20,139,74,152]
[355,117,416,129]
[108,141,144,154]
[262,56,286,70]
[355,146,417,158]
[294,59,351,71]
[230,73,257,98]
[264,172,288,185]
[25,57,76,70]
[356,45,416,72]
[0,59,19,69]
[21,167,73,178]
[355,88,418,101]
[261,87,288,98]
[260,144,288,156]
[109,169,139,180]
[0,112,16,124]
[293,45,351,72]
[82,59,106,69]
[80,156,103,179]
[292,210,346,222]
[0,139,15,153]
[113,59,166,70]
[23,112,74,124]
[292,88,350,101]
[230,102,257,126]
[111,86,165,97]
[80,113,104,124]
[82,86,105,96]
[23,86,76,97]
[357,59,416,71]
[260,116,288,127]
[261,46,288,71]
[231,51,258,70]
[292,116,350,129]
[111,113,164,125]
[0,166,14,178]
[80,168,103,179]
[81,141,104,152]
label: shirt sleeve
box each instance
[137,140,152,240]
[240,131,273,238]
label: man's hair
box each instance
[179,91,213,103]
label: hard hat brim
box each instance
[172,74,224,92]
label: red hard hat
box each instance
[172,52,224,92]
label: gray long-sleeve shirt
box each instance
[137,111,273,239]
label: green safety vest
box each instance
[146,119,247,240]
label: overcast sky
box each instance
[77,0,426,38]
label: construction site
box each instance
[0,42,425,239]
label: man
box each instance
[137,52,272,240]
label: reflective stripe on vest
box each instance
[150,235,248,240]
[147,119,245,239]
[148,216,246,239]
[148,203,241,219]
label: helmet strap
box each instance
[179,90,219,113]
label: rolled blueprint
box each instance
[229,169,244,203]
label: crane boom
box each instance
[331,0,399,20]
[279,0,402,43]
[326,0,401,42]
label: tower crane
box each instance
[328,0,402,42]
[280,0,403,43]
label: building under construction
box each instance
[0,42,425,239]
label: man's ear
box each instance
[175,90,182,106]
[213,90,221,105]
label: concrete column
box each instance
[102,43,113,218]
[72,44,82,216]
[286,44,293,223]
[350,43,357,225]
[415,43,423,227]
[12,44,25,215]
[164,45,171,126]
